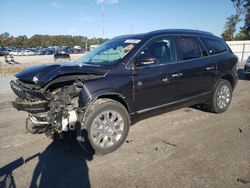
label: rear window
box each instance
[201,38,227,55]
[176,36,202,60]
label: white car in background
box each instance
[10,50,36,56]
[23,50,35,56]
[9,50,22,56]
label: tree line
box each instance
[0,33,108,48]
[222,0,250,40]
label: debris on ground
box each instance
[162,140,178,147]
[236,178,250,184]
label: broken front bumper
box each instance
[10,80,47,101]
[10,80,49,113]
[12,98,49,113]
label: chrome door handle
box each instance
[162,77,168,82]
[137,81,142,86]
[206,66,215,70]
[172,73,183,78]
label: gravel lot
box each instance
[0,54,83,65]
[0,64,249,188]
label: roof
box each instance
[113,29,218,40]
[147,29,215,37]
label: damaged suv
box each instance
[10,29,238,154]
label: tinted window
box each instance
[201,38,227,55]
[176,37,202,60]
[139,37,176,64]
[199,40,208,57]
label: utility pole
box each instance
[101,1,104,38]
[85,40,88,52]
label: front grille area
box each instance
[10,80,47,102]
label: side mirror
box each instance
[135,55,157,66]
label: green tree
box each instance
[222,15,241,40]
[239,0,250,39]
[15,35,28,47]
[222,0,250,40]
[0,33,108,48]
[222,0,245,40]
[0,32,15,47]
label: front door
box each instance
[132,36,177,111]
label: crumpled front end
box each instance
[10,61,109,139]
[10,78,85,138]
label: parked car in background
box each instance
[54,49,70,60]
[55,49,68,55]
[23,50,36,56]
[244,56,250,79]
[3,46,83,56]
[9,50,21,56]
[0,48,9,56]
[45,49,55,55]
[10,29,238,155]
[9,49,33,56]
[73,48,82,54]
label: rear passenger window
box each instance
[201,38,227,55]
[176,37,202,60]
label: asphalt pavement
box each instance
[0,68,249,188]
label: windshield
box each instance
[78,37,141,65]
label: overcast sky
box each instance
[0,0,236,38]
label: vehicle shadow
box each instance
[131,104,189,125]
[29,135,94,188]
[130,101,210,125]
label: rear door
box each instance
[169,36,217,101]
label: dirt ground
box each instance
[0,67,249,188]
[0,54,83,74]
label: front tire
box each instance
[207,79,232,113]
[82,99,130,155]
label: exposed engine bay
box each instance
[10,77,92,139]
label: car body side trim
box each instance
[136,91,211,114]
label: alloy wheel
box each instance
[90,110,124,149]
[216,84,231,109]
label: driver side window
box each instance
[139,36,176,65]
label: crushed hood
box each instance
[15,62,109,87]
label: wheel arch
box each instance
[96,94,130,113]
[220,74,236,89]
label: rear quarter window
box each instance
[201,38,228,55]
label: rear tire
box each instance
[207,79,232,113]
[81,99,130,155]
